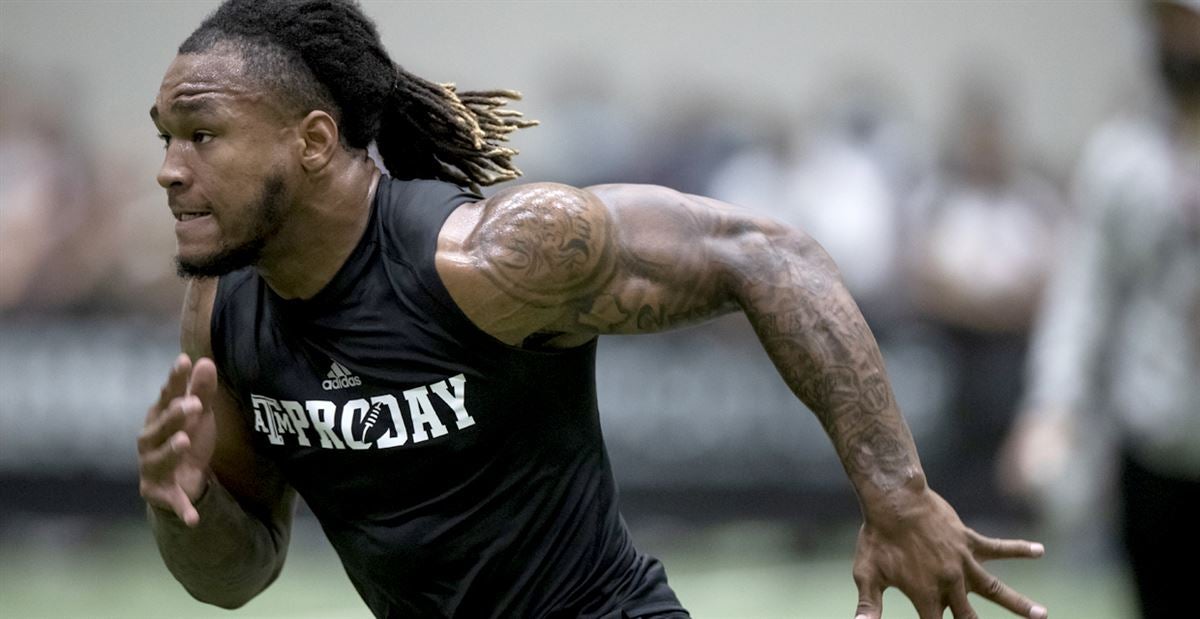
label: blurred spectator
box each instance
[706,80,957,474]
[908,66,1066,511]
[1003,2,1200,617]
[514,53,642,188]
[910,71,1065,333]
[637,90,765,195]
[710,78,924,324]
[0,68,111,313]
[0,65,182,317]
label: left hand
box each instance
[851,488,1047,619]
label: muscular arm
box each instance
[440,182,1045,618]
[442,182,918,496]
[140,278,296,609]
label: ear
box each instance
[297,110,339,172]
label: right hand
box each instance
[138,354,219,526]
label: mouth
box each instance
[171,205,217,243]
[170,203,213,222]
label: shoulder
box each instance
[384,177,479,205]
[465,182,618,307]
[378,176,481,226]
[377,176,483,260]
[433,183,617,345]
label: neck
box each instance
[257,155,381,300]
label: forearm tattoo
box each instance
[469,183,919,492]
[735,238,917,491]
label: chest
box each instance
[215,266,600,518]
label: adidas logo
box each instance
[322,361,362,391]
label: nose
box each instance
[156,142,191,190]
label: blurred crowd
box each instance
[0,67,185,317]
[1006,4,1199,616]
[1,2,1197,615]
[1,41,1067,504]
[1,37,1058,333]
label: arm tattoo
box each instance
[468,182,920,497]
[574,186,741,334]
[732,234,919,493]
[472,184,616,308]
[469,183,736,334]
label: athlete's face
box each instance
[151,49,299,277]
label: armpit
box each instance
[468,183,617,308]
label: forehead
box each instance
[152,50,267,121]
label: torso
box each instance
[209,177,683,618]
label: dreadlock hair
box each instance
[179,0,536,191]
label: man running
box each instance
[138,1,1047,617]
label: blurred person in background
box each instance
[709,78,924,328]
[139,1,1049,618]
[515,54,642,188]
[0,70,116,315]
[910,70,1066,513]
[1002,1,1200,617]
[705,82,965,476]
[0,66,184,318]
[636,94,763,196]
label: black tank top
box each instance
[210,177,685,618]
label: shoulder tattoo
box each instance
[469,184,617,307]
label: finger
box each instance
[852,570,883,619]
[138,432,194,519]
[137,395,201,454]
[969,564,1047,619]
[164,354,193,403]
[166,484,200,527]
[187,357,218,410]
[139,433,200,527]
[139,430,191,475]
[969,530,1046,561]
[138,397,187,454]
[947,585,979,619]
[149,354,192,420]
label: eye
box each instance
[192,132,214,145]
[157,133,171,150]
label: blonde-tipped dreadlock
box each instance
[181,0,538,192]
[385,68,538,192]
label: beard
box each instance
[175,174,288,278]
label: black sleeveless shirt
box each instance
[210,177,685,618]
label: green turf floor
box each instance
[0,518,1131,619]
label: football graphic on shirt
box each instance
[358,400,395,444]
